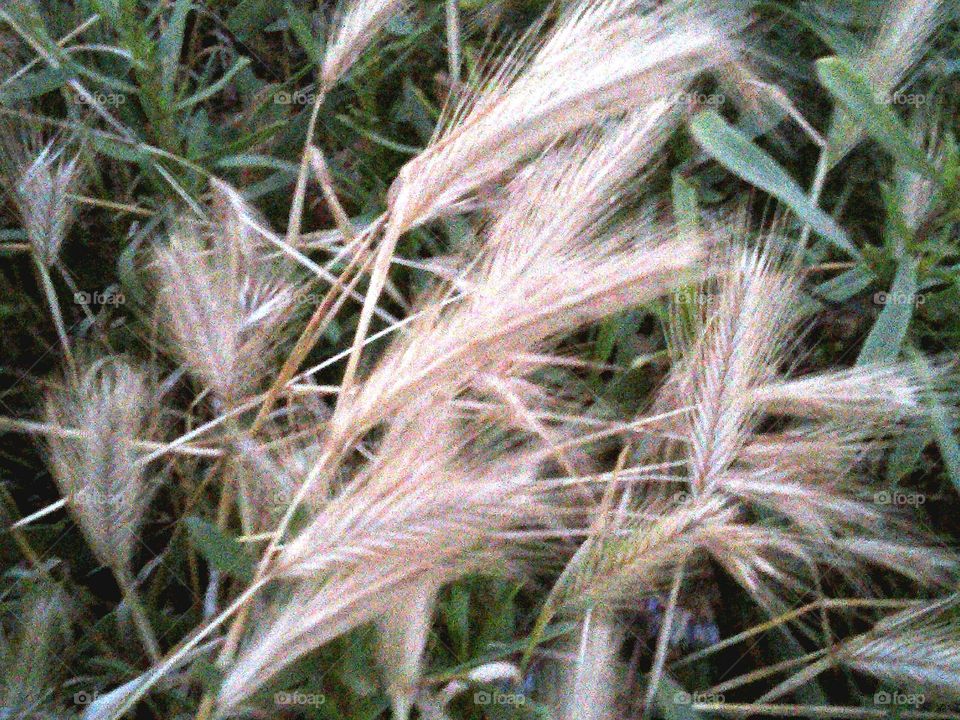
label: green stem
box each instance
[33,254,76,376]
[117,566,163,663]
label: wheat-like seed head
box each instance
[562,492,819,613]
[749,365,927,421]
[44,355,158,575]
[569,243,957,618]
[383,0,742,235]
[679,246,803,495]
[828,0,945,165]
[218,410,554,711]
[839,595,960,699]
[323,0,412,90]
[153,180,298,403]
[0,584,72,714]
[335,116,706,448]
[0,126,82,267]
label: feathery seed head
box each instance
[385,0,743,234]
[323,0,412,90]
[840,595,960,699]
[219,411,555,711]
[0,127,83,266]
[44,355,158,574]
[827,0,945,165]
[1,584,72,714]
[153,180,298,402]
[575,243,957,618]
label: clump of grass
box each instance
[1,1,959,719]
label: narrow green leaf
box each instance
[756,3,861,57]
[226,0,284,40]
[215,153,299,173]
[885,429,927,485]
[907,346,960,496]
[160,0,193,101]
[184,517,255,582]
[173,57,250,111]
[857,258,917,365]
[91,135,148,164]
[689,110,860,259]
[671,173,699,244]
[442,583,471,660]
[814,265,875,303]
[285,1,324,67]
[816,57,939,179]
[0,67,65,103]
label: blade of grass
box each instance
[689,110,860,260]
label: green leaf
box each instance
[857,257,917,365]
[689,110,859,260]
[756,3,861,56]
[285,1,324,66]
[160,0,193,101]
[91,135,149,164]
[0,67,66,103]
[814,265,875,303]
[907,346,960,496]
[174,57,251,111]
[442,582,471,661]
[886,429,927,485]
[184,517,255,582]
[816,57,940,179]
[215,153,299,174]
[226,0,284,40]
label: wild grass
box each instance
[0,1,959,720]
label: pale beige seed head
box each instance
[153,180,297,402]
[384,0,743,234]
[839,595,960,699]
[44,355,158,574]
[336,115,705,446]
[0,584,72,713]
[0,128,83,266]
[218,412,553,711]
[828,0,945,165]
[323,0,412,90]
